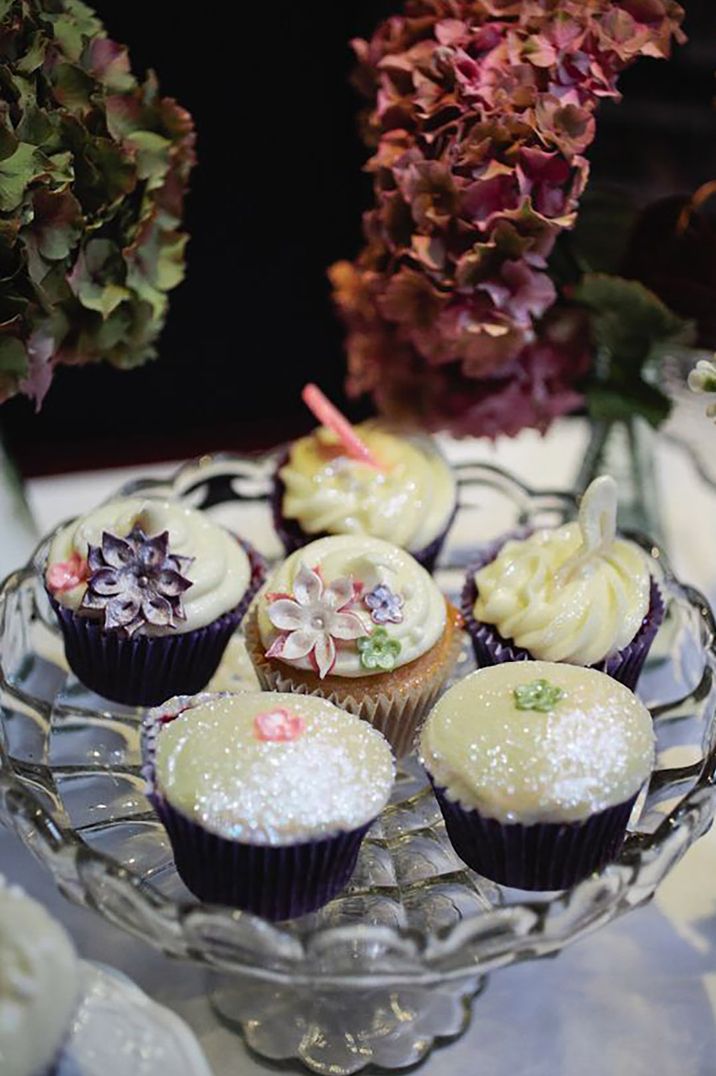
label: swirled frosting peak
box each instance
[258,535,447,678]
[473,476,651,666]
[46,496,251,636]
[279,423,456,551]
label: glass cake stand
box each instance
[1,454,716,1075]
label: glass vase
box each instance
[0,434,38,580]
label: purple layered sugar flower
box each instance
[364,584,404,625]
[79,526,194,637]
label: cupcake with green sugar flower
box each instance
[462,475,664,689]
[245,533,463,756]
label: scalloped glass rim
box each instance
[0,452,715,989]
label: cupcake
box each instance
[245,534,463,756]
[462,476,664,689]
[0,876,80,1076]
[142,692,395,919]
[420,661,655,890]
[44,496,265,707]
[273,421,457,571]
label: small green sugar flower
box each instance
[513,679,565,713]
[357,628,402,671]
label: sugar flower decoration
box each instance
[513,679,565,713]
[266,563,367,679]
[79,527,193,637]
[254,708,306,743]
[364,583,405,625]
[688,357,716,421]
[357,628,402,672]
[46,551,88,594]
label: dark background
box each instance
[4,1,716,474]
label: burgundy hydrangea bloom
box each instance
[332,0,685,437]
[80,527,194,637]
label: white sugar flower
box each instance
[688,358,716,395]
[265,562,368,678]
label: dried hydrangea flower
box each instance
[79,527,194,637]
[331,1,685,438]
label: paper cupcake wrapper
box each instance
[244,608,463,758]
[48,539,266,708]
[432,782,637,891]
[271,455,456,573]
[461,535,665,691]
[141,703,372,919]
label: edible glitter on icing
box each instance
[513,679,565,713]
[152,693,395,844]
[357,628,402,671]
[420,662,655,825]
[364,583,404,625]
[254,708,306,742]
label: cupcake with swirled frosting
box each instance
[45,496,265,706]
[420,662,654,889]
[142,692,395,918]
[272,423,457,571]
[461,477,664,689]
[245,534,463,756]
[0,877,80,1076]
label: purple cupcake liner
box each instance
[432,782,637,891]
[48,540,266,708]
[271,451,457,572]
[142,705,372,919]
[461,534,665,691]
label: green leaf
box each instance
[570,186,639,275]
[0,335,27,376]
[0,142,40,211]
[586,382,672,429]
[574,273,692,369]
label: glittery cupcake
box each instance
[44,496,265,707]
[245,534,463,757]
[142,692,395,919]
[420,661,655,890]
[273,414,457,572]
[0,876,80,1076]
[462,476,664,690]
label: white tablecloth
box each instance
[3,421,716,1075]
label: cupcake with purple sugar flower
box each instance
[462,476,664,690]
[142,691,395,919]
[45,496,265,706]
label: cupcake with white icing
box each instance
[142,692,395,918]
[45,496,265,706]
[0,877,80,1076]
[245,534,463,756]
[462,476,664,689]
[420,662,654,890]
[273,422,457,571]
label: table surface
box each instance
[4,420,716,1076]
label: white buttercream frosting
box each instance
[0,877,79,1076]
[420,661,654,824]
[46,496,251,634]
[153,692,395,844]
[257,535,447,678]
[280,423,456,551]
[473,477,651,666]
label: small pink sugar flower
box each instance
[254,708,306,743]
